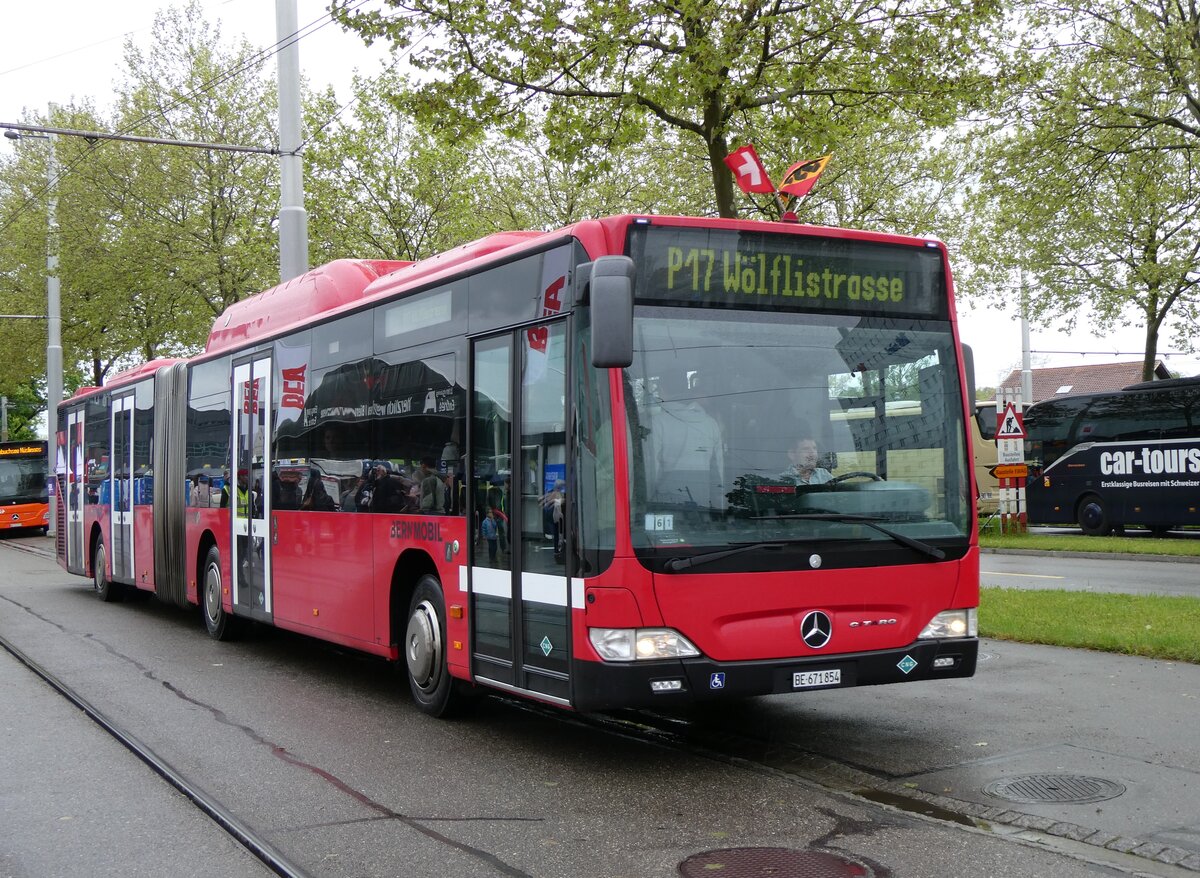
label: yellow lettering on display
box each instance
[665,246,904,304]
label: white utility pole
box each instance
[277,0,308,283]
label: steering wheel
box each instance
[830,471,883,484]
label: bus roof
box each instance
[202,216,950,357]
[205,258,411,355]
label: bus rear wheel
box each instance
[93,541,124,602]
[1077,494,1112,537]
[202,546,237,641]
[404,575,460,717]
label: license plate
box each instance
[793,669,841,689]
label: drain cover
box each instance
[984,774,1126,805]
[679,848,871,877]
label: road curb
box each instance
[868,780,1200,873]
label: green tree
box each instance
[109,1,279,353]
[961,2,1200,380]
[333,0,1008,218]
[3,3,281,394]
[304,73,495,263]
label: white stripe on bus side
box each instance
[471,566,512,599]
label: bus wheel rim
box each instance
[205,562,222,623]
[406,600,441,691]
[94,544,105,592]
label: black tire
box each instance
[1077,494,1112,537]
[93,540,124,602]
[202,546,237,641]
[403,575,460,717]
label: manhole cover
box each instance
[679,848,871,877]
[984,774,1126,804]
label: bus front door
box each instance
[110,393,135,583]
[232,355,273,617]
[470,321,571,705]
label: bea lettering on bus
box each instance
[527,275,566,353]
[280,365,306,409]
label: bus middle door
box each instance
[232,355,273,617]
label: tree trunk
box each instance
[708,134,737,219]
[1142,319,1161,381]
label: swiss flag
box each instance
[723,145,775,194]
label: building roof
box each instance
[996,360,1172,404]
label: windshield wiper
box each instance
[663,538,832,572]
[753,513,946,561]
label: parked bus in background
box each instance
[971,402,1000,516]
[55,214,979,716]
[0,440,50,535]
[1024,376,1200,535]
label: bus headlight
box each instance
[589,628,701,662]
[918,608,977,639]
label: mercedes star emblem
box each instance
[801,610,832,649]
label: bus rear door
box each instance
[65,409,86,571]
[110,392,135,582]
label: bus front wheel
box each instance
[1077,494,1112,537]
[404,575,459,717]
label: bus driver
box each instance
[781,434,832,485]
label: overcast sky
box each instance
[3,0,1197,388]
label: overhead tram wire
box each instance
[0,0,376,237]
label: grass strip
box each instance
[978,531,1200,557]
[980,587,1200,664]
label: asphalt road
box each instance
[3,534,1199,877]
[981,550,1200,596]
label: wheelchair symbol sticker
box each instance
[709,672,725,689]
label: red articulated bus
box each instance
[56,215,979,716]
[0,440,50,534]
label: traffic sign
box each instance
[990,464,1028,479]
[995,402,1026,440]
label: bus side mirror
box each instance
[961,344,977,411]
[587,256,635,368]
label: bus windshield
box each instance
[624,306,970,569]
[0,455,48,505]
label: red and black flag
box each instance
[778,155,832,200]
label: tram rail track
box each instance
[0,629,313,878]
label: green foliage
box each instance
[304,73,496,262]
[0,1,279,400]
[333,0,1010,219]
[959,1,1200,378]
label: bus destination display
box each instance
[628,224,946,318]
